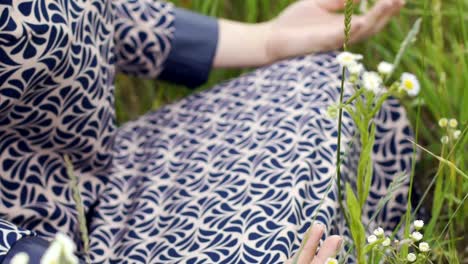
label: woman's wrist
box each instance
[263,21,281,64]
[213,19,275,68]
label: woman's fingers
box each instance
[365,0,399,24]
[350,0,404,42]
[296,223,325,264]
[287,225,343,264]
[316,0,361,11]
[311,235,343,264]
[324,15,364,50]
[320,0,401,49]
[370,0,404,34]
[362,0,404,35]
[348,16,366,41]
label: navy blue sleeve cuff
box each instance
[3,236,49,264]
[159,8,219,88]
[2,237,85,264]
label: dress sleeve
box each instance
[0,219,47,263]
[113,0,219,88]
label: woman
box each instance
[0,0,412,263]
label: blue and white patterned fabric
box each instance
[0,0,413,263]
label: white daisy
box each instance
[449,118,458,128]
[453,130,461,139]
[325,258,339,264]
[438,118,448,128]
[407,253,417,262]
[382,237,391,247]
[367,235,378,244]
[400,73,420,97]
[419,242,430,252]
[348,62,364,75]
[362,71,383,94]
[373,227,385,237]
[413,220,424,230]
[337,52,363,68]
[377,61,394,75]
[411,231,423,241]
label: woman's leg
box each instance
[89,52,413,263]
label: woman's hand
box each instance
[265,0,405,61]
[287,223,343,264]
[213,0,404,68]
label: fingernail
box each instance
[314,222,325,230]
[335,237,344,252]
[302,226,313,246]
[314,223,326,237]
[301,223,325,248]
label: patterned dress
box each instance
[0,0,413,263]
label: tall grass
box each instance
[373,1,468,262]
[115,0,467,262]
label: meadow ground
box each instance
[114,1,467,262]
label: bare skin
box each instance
[213,0,405,68]
[212,0,405,262]
[286,224,343,264]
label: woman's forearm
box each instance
[212,0,404,69]
[213,19,273,68]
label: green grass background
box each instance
[115,0,467,262]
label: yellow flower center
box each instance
[404,80,414,90]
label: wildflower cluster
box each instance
[438,117,461,144]
[10,233,78,264]
[332,51,422,264]
[366,226,390,248]
[329,52,421,121]
[335,51,420,98]
[364,220,431,263]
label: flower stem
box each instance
[335,0,354,259]
[65,155,91,264]
[336,66,350,226]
